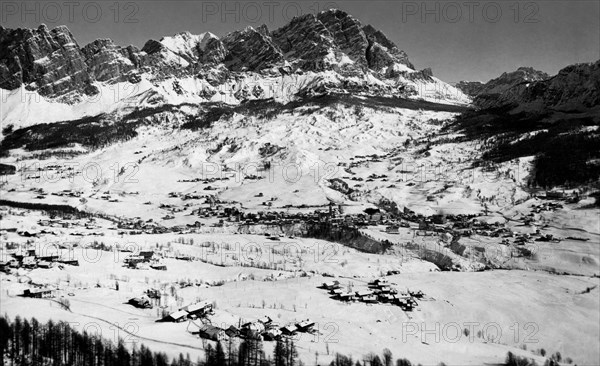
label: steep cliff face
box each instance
[316,9,370,66]
[0,24,97,99]
[362,24,413,69]
[271,13,338,71]
[81,39,143,83]
[222,27,283,71]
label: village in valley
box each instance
[1,167,597,365]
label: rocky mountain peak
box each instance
[0,10,467,104]
[0,24,97,100]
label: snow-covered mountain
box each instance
[0,9,469,122]
[1,9,598,218]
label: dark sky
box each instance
[1,0,599,82]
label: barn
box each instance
[183,300,213,318]
[160,310,188,322]
[296,319,315,332]
[199,324,228,342]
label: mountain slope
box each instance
[451,61,600,188]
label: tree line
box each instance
[0,315,298,366]
[2,315,555,366]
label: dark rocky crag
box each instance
[0,24,98,100]
[456,66,550,108]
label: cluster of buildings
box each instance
[159,301,316,343]
[159,300,215,323]
[197,316,316,343]
[124,250,167,270]
[320,278,422,311]
[0,247,79,273]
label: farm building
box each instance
[281,324,297,336]
[183,300,213,318]
[128,297,152,309]
[355,290,374,298]
[361,294,378,303]
[369,278,389,288]
[380,293,395,303]
[330,288,344,296]
[160,310,188,322]
[296,319,315,332]
[139,251,157,262]
[263,328,282,341]
[125,256,145,266]
[22,289,54,298]
[199,324,228,342]
[241,321,266,339]
[337,292,355,302]
[225,325,240,338]
[321,280,341,290]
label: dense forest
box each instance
[449,107,600,188]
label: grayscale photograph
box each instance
[0,1,599,365]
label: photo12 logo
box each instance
[197,1,339,24]
[1,1,139,24]
[400,1,540,23]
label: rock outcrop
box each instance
[222,27,283,71]
[81,39,142,83]
[0,24,97,99]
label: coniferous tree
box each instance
[383,349,393,366]
[0,316,11,365]
[215,342,227,366]
[274,340,286,366]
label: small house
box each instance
[199,324,228,342]
[139,251,156,262]
[161,310,188,322]
[263,328,282,341]
[321,280,341,290]
[128,297,152,309]
[330,288,343,296]
[22,288,54,298]
[225,325,240,338]
[337,292,355,302]
[281,324,297,336]
[361,294,378,303]
[355,290,374,298]
[296,319,315,332]
[184,300,213,318]
[241,322,265,339]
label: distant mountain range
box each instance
[456,62,600,112]
[0,10,467,105]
